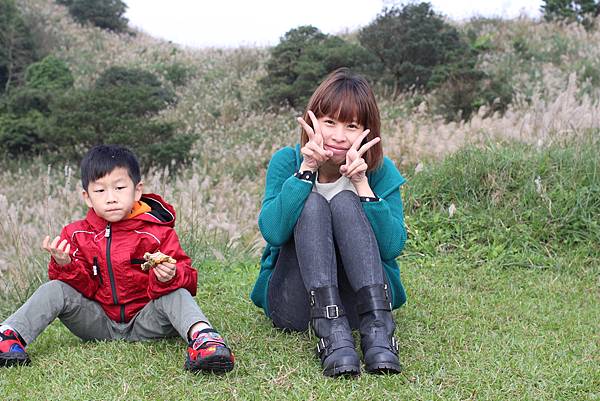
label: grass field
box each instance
[2,141,599,400]
[1,258,598,400]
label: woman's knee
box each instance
[301,192,329,217]
[330,190,361,217]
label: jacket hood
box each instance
[84,193,176,230]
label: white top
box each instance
[313,174,357,202]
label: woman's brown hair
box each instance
[300,68,383,171]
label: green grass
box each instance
[1,259,598,400]
[2,140,599,400]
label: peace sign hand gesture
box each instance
[297,110,333,171]
[340,129,380,185]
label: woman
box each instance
[251,68,407,377]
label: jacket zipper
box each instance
[105,223,125,323]
[92,256,103,285]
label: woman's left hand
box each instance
[340,130,380,185]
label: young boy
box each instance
[0,145,234,373]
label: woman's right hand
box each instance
[297,110,333,171]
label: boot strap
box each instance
[310,304,345,319]
[309,287,346,319]
[356,284,392,315]
[316,331,355,358]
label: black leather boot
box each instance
[309,286,361,377]
[356,284,401,374]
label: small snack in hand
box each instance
[141,251,176,271]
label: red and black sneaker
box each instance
[184,328,234,374]
[0,327,30,367]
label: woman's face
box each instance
[318,115,365,165]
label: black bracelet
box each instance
[359,195,380,203]
[293,170,316,183]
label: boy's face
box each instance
[82,167,143,223]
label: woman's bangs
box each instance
[318,86,366,125]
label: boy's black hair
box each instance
[80,145,141,190]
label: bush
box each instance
[0,0,37,94]
[542,0,600,28]
[160,62,194,87]
[430,53,513,121]
[56,0,129,33]
[46,79,191,170]
[96,66,175,104]
[260,25,375,109]
[0,111,48,154]
[25,55,74,91]
[5,87,53,115]
[359,3,467,94]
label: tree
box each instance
[260,26,375,109]
[542,0,600,25]
[0,0,37,93]
[46,67,191,169]
[359,2,467,94]
[56,0,129,33]
[25,55,74,91]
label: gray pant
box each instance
[268,190,387,331]
[2,280,208,345]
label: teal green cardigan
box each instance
[251,145,407,316]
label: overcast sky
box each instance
[124,0,543,49]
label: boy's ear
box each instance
[135,181,143,201]
[82,190,93,208]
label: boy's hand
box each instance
[42,235,72,266]
[153,261,176,283]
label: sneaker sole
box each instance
[185,354,234,374]
[0,352,30,367]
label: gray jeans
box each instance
[268,190,386,331]
[2,280,208,345]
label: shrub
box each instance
[46,80,191,170]
[96,66,175,104]
[160,62,194,87]
[5,87,53,115]
[0,0,37,93]
[260,25,375,109]
[430,52,513,121]
[56,0,129,33]
[359,3,466,94]
[542,0,600,27]
[25,55,74,91]
[0,111,48,154]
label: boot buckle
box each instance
[391,336,399,353]
[325,305,339,319]
[316,338,326,354]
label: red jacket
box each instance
[48,193,197,323]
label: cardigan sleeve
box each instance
[362,158,407,261]
[258,147,313,247]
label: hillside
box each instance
[1,1,599,399]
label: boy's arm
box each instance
[147,228,197,299]
[46,227,99,299]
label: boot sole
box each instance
[365,361,401,374]
[323,364,361,378]
[0,352,30,367]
